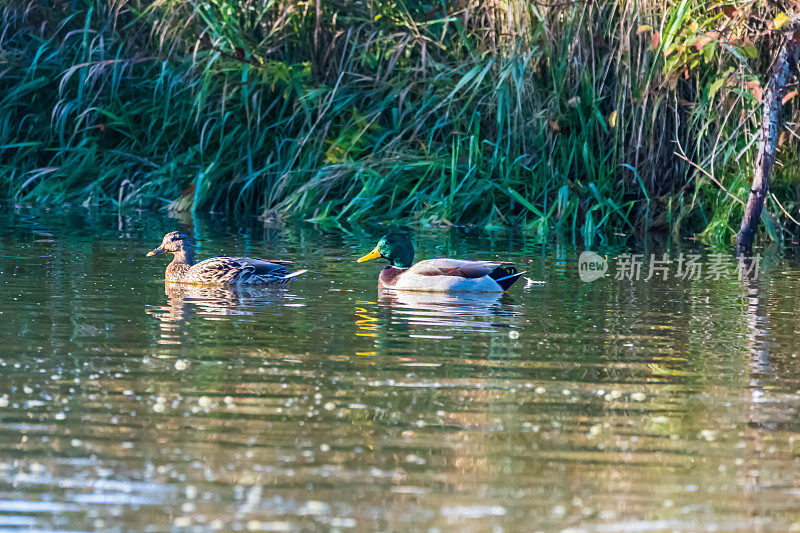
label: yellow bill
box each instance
[357,246,382,263]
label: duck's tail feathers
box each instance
[490,266,526,290]
[282,269,308,281]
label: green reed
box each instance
[1,0,796,245]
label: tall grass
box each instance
[1,0,797,245]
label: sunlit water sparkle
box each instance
[0,208,799,531]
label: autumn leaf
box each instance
[693,31,719,50]
[782,90,798,105]
[651,31,660,50]
[693,35,713,50]
[747,80,763,101]
[636,25,653,35]
[774,12,789,30]
[608,110,618,128]
[567,96,581,106]
[721,4,740,18]
[779,131,789,147]
[549,120,560,132]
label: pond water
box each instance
[1,208,800,531]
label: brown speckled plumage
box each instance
[147,232,306,286]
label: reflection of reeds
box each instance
[2,2,792,243]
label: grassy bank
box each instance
[2,0,799,245]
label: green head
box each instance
[357,232,414,268]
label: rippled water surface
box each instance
[2,209,800,531]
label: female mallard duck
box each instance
[357,232,523,292]
[146,232,306,285]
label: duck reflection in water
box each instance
[379,288,515,316]
[356,289,519,339]
[146,283,291,343]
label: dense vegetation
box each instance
[3,0,800,245]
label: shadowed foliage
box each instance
[3,0,800,245]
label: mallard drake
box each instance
[357,232,524,292]
[146,232,306,285]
